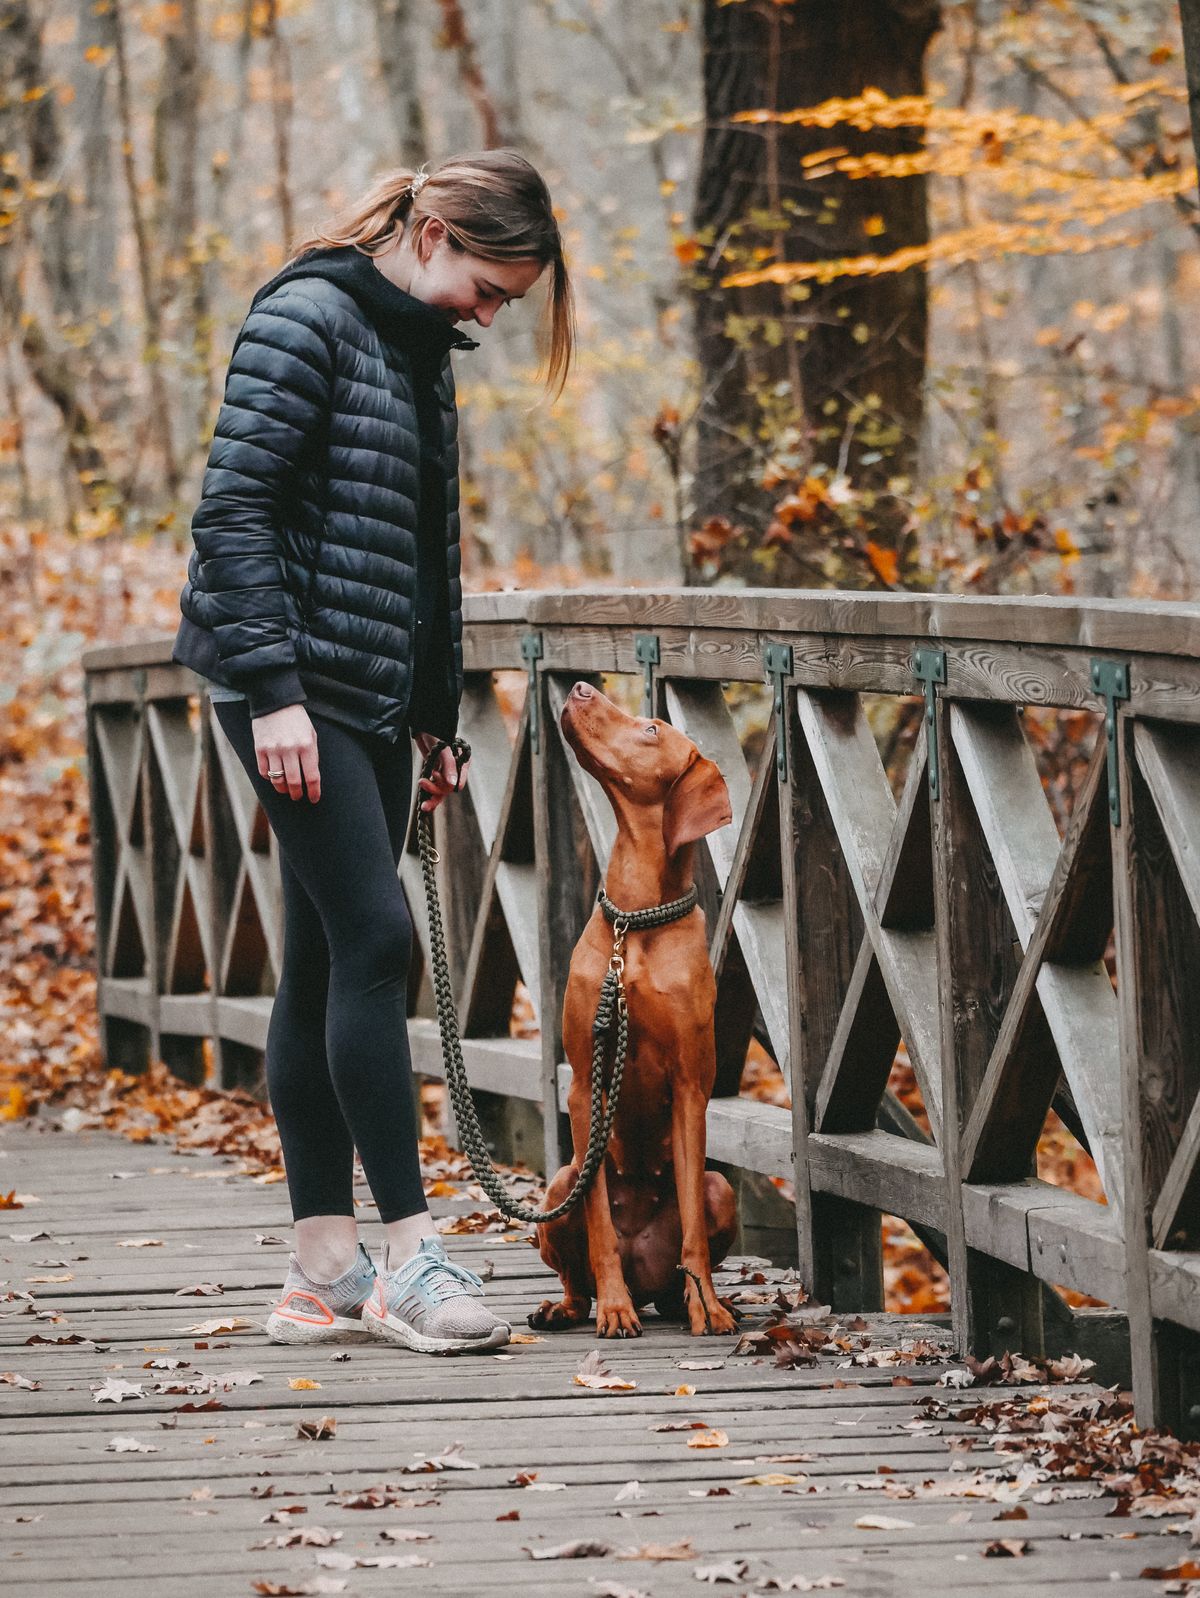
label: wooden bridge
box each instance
[6,587,1200,1590]
[60,589,1200,1419]
[3,1112,1196,1595]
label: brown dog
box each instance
[529,682,740,1338]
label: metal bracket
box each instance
[763,642,793,782]
[912,647,947,800]
[634,633,660,716]
[521,631,544,753]
[1091,658,1130,826]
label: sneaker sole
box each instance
[360,1300,511,1355]
[264,1309,371,1345]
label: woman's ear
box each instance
[662,753,732,857]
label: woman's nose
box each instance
[473,304,496,328]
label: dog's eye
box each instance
[644,723,658,737]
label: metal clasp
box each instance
[1091,658,1130,826]
[521,631,544,753]
[763,641,793,782]
[635,633,660,716]
[912,647,947,800]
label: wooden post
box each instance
[933,700,1043,1359]
[1112,713,1200,1436]
[785,688,883,1309]
[532,667,601,1182]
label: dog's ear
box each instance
[662,753,733,857]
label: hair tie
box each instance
[409,169,429,199]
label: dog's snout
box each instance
[570,681,593,700]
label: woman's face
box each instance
[395,217,545,328]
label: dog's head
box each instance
[560,682,733,857]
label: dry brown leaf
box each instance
[296,1414,337,1441]
[616,1538,696,1561]
[983,1539,1029,1557]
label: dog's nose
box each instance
[571,682,593,700]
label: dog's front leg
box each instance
[671,1080,738,1336]
[566,1082,642,1338]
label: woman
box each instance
[171,149,574,1354]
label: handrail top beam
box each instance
[82,584,1200,674]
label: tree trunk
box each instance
[0,0,111,523]
[1163,0,1200,212]
[372,0,430,163]
[111,0,179,495]
[77,0,120,356]
[691,0,941,583]
[10,0,81,326]
[154,0,211,469]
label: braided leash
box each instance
[415,735,698,1224]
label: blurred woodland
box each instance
[4,0,1200,1309]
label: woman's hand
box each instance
[414,731,470,813]
[252,704,321,803]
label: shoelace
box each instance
[390,1247,484,1303]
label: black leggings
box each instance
[211,698,426,1224]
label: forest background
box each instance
[4,0,1200,1312]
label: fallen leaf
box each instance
[759,1579,845,1593]
[686,1428,728,1449]
[574,1348,637,1391]
[616,1538,696,1561]
[737,1474,806,1487]
[251,1527,341,1549]
[289,1377,322,1389]
[117,1238,165,1248]
[983,1539,1029,1557]
[695,1557,749,1582]
[91,1377,143,1404]
[176,1316,254,1335]
[854,1515,915,1530]
[296,1415,337,1441]
[526,1538,612,1559]
[404,1440,478,1471]
[106,1436,158,1452]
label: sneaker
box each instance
[264,1239,377,1344]
[361,1234,511,1355]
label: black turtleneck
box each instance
[250,245,478,729]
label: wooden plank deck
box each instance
[1,1118,1191,1597]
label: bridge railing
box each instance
[81,587,1200,1432]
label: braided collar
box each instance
[596,883,699,930]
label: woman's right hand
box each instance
[252,703,321,803]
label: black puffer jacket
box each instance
[171,245,479,743]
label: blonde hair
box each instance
[290,149,575,401]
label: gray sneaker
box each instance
[361,1235,511,1355]
[264,1239,377,1344]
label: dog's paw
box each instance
[688,1299,738,1336]
[596,1298,642,1338]
[528,1296,588,1331]
[682,1278,739,1336]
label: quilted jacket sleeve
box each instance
[188,287,334,718]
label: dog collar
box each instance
[596,883,699,931]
